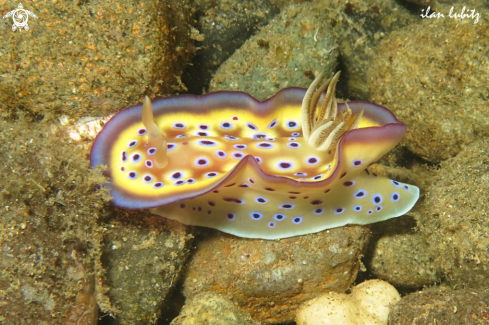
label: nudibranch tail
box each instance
[302,72,364,152]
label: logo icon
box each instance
[3,3,38,32]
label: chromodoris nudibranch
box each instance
[90,72,419,239]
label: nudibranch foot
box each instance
[90,71,419,239]
[302,72,364,152]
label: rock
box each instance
[0,119,112,322]
[102,215,193,324]
[366,217,440,288]
[170,292,260,325]
[358,164,440,289]
[389,288,489,324]
[183,0,279,93]
[322,0,416,100]
[209,2,339,101]
[296,279,400,325]
[182,226,370,324]
[0,0,193,120]
[417,138,489,289]
[368,18,489,163]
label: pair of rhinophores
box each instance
[90,72,419,239]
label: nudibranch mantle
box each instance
[90,73,419,239]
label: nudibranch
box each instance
[90,72,419,239]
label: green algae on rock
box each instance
[368,18,489,163]
[0,117,112,322]
[209,2,339,101]
[0,0,193,120]
[418,138,489,289]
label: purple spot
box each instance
[313,174,323,180]
[376,206,382,212]
[197,132,208,136]
[306,157,319,165]
[268,222,276,228]
[128,140,137,148]
[353,159,363,166]
[143,175,153,183]
[252,133,267,140]
[391,180,401,187]
[239,183,249,188]
[195,158,209,166]
[368,210,373,215]
[208,201,215,207]
[281,204,294,209]
[248,178,255,184]
[274,214,285,221]
[137,128,146,135]
[173,122,185,129]
[223,198,244,204]
[278,162,293,170]
[354,205,362,211]
[216,150,227,158]
[287,142,300,148]
[180,203,186,208]
[120,166,125,172]
[268,120,277,128]
[172,172,182,179]
[291,132,300,136]
[227,213,236,221]
[404,185,410,190]
[355,190,366,198]
[258,142,273,148]
[250,212,263,220]
[147,148,156,155]
[167,143,176,151]
[314,208,324,215]
[187,178,195,184]
[373,194,383,205]
[206,172,218,178]
[292,217,302,224]
[198,140,217,146]
[264,187,275,191]
[234,144,247,150]
[254,156,262,164]
[311,200,322,205]
[221,121,232,129]
[153,182,163,188]
[335,208,344,214]
[247,123,257,130]
[287,120,298,128]
[199,124,209,130]
[295,172,307,176]
[340,172,347,178]
[344,181,355,186]
[232,116,239,121]
[224,135,239,141]
[175,180,185,186]
[232,152,243,159]
[391,193,400,202]
[255,197,267,204]
[128,171,137,179]
[132,153,141,162]
[121,151,127,162]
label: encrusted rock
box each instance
[182,226,370,324]
[368,18,489,163]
